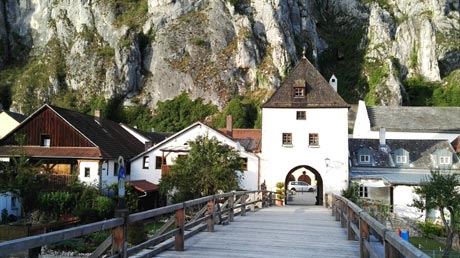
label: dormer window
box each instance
[396,155,407,164]
[440,156,451,165]
[41,135,51,147]
[359,155,370,163]
[294,87,305,97]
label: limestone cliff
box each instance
[0,0,458,114]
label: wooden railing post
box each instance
[359,213,370,258]
[335,199,340,221]
[383,230,399,258]
[111,209,129,258]
[269,192,274,206]
[332,195,337,217]
[207,198,215,232]
[341,200,347,228]
[325,193,329,208]
[175,205,185,251]
[241,194,247,216]
[348,206,355,240]
[228,192,234,222]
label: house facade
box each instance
[0,104,145,188]
[349,137,460,219]
[260,57,350,205]
[130,121,260,191]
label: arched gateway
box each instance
[284,165,323,205]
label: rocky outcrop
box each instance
[0,0,458,112]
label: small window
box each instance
[143,156,149,169]
[359,155,370,163]
[239,157,248,171]
[359,185,368,198]
[396,155,407,164]
[294,87,305,97]
[84,167,90,177]
[282,133,292,146]
[309,133,319,146]
[440,156,451,165]
[40,135,51,147]
[155,156,165,169]
[296,111,306,120]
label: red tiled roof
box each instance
[0,146,102,158]
[128,180,158,192]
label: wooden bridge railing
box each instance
[328,193,429,258]
[0,190,274,258]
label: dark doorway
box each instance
[284,165,323,206]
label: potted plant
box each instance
[275,182,286,206]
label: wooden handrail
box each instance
[0,190,274,257]
[330,194,430,258]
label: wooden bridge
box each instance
[0,191,429,258]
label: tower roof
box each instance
[262,58,349,108]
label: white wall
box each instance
[260,108,349,196]
[78,160,100,186]
[0,192,21,218]
[0,113,20,139]
[393,186,424,220]
[130,123,260,190]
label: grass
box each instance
[410,237,460,257]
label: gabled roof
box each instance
[262,57,349,108]
[131,122,253,161]
[367,106,460,132]
[1,104,145,160]
[48,105,145,159]
[1,110,27,123]
[349,138,459,168]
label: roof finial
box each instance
[302,45,307,59]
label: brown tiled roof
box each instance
[128,180,158,192]
[217,129,261,152]
[0,146,102,158]
[49,105,145,159]
[262,57,349,108]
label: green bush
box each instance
[417,220,446,238]
[128,222,147,245]
[39,191,75,217]
[93,196,115,219]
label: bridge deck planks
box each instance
[152,205,360,258]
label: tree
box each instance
[151,92,217,132]
[212,95,259,129]
[412,170,460,257]
[159,134,243,203]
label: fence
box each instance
[328,193,430,258]
[0,190,274,257]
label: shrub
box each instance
[417,220,446,238]
[93,196,115,219]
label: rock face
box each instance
[0,0,458,113]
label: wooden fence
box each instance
[0,190,274,258]
[328,193,430,258]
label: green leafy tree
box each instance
[412,170,460,257]
[212,96,257,129]
[151,92,217,132]
[0,136,47,218]
[159,134,243,203]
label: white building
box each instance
[353,100,460,142]
[259,57,350,205]
[130,121,260,191]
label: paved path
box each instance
[154,205,360,258]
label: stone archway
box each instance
[284,165,323,206]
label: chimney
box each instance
[144,141,153,150]
[329,74,337,92]
[379,127,386,146]
[226,115,233,137]
[151,127,155,133]
[94,109,101,118]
